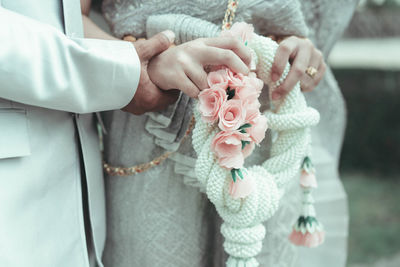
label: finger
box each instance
[135,30,175,61]
[270,39,297,82]
[312,61,326,89]
[301,50,322,92]
[300,72,316,93]
[175,73,200,98]
[184,64,209,90]
[203,37,252,66]
[274,45,312,99]
[202,47,249,75]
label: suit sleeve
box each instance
[0,7,140,113]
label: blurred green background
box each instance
[334,69,400,267]
[332,0,400,267]
[332,1,400,266]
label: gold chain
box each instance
[103,116,195,176]
[104,0,239,177]
[222,0,239,31]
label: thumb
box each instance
[138,30,175,61]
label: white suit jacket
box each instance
[0,0,140,266]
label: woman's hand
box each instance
[270,36,326,100]
[147,37,252,98]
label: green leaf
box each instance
[227,87,235,100]
[238,123,252,134]
[301,156,314,171]
[237,168,244,179]
[241,140,250,149]
[239,123,252,130]
[307,216,318,226]
[230,169,237,182]
[297,216,306,228]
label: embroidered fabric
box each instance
[102,0,309,39]
[101,0,357,266]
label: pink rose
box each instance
[221,22,255,43]
[242,141,255,158]
[243,100,261,118]
[226,69,245,88]
[246,114,268,144]
[211,130,250,169]
[234,85,259,104]
[198,86,227,123]
[207,69,229,89]
[218,99,246,131]
[300,170,318,188]
[243,74,264,94]
[245,107,260,122]
[233,74,264,104]
[228,173,255,199]
[289,230,325,248]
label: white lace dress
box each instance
[100,1,357,266]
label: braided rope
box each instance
[191,34,320,266]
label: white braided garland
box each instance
[192,34,320,266]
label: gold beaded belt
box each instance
[103,116,195,176]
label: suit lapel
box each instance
[62,0,83,37]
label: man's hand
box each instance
[123,31,179,115]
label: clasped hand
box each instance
[123,31,326,115]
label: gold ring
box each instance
[305,66,318,78]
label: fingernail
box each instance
[271,73,279,82]
[161,30,175,44]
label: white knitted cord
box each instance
[192,34,320,267]
[146,14,320,267]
